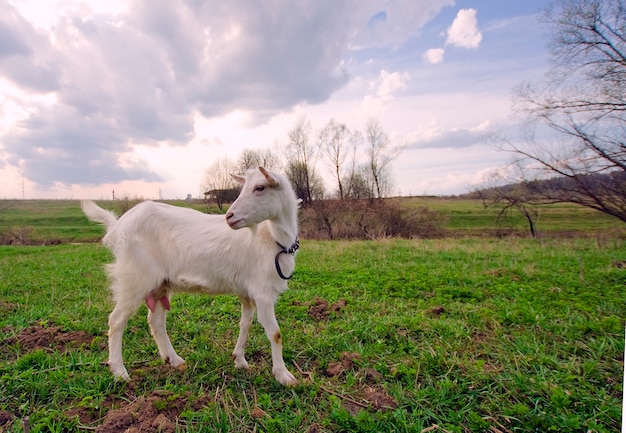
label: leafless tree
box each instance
[501,0,626,222]
[364,118,399,199]
[201,157,239,210]
[319,119,361,200]
[475,165,540,237]
[346,167,374,200]
[343,130,363,199]
[237,148,279,172]
[285,116,322,204]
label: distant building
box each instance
[203,188,240,210]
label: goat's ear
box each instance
[259,167,278,187]
[231,174,246,185]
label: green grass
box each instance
[400,197,623,235]
[1,238,624,432]
[0,200,223,243]
[1,198,624,245]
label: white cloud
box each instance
[423,48,444,64]
[377,70,410,99]
[0,0,360,187]
[446,8,482,49]
[395,145,509,196]
[362,69,410,113]
[402,120,492,149]
[0,0,551,198]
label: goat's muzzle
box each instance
[225,211,243,229]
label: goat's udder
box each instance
[145,292,170,313]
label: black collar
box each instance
[275,238,299,280]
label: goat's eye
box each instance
[254,185,265,192]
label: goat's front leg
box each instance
[233,296,255,369]
[256,299,297,386]
[147,297,186,371]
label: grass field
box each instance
[401,197,624,235]
[0,200,222,244]
[0,198,623,245]
[0,201,624,432]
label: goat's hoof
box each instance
[109,365,130,381]
[233,357,249,370]
[166,354,186,369]
[275,370,298,386]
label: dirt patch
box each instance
[94,390,191,433]
[339,386,397,416]
[330,299,347,312]
[65,391,211,431]
[425,306,445,317]
[0,301,17,314]
[0,410,14,426]
[301,297,347,321]
[307,424,323,433]
[64,394,122,426]
[326,361,344,376]
[250,406,268,419]
[483,268,521,281]
[326,352,361,377]
[2,322,95,355]
[355,367,382,385]
[361,386,397,411]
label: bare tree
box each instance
[285,116,321,204]
[364,118,398,199]
[237,148,279,172]
[475,165,540,237]
[201,157,239,210]
[348,165,375,200]
[319,119,361,200]
[502,0,626,222]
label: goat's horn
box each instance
[259,167,278,187]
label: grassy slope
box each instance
[0,238,624,432]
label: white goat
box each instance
[81,167,299,386]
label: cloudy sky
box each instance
[0,0,550,199]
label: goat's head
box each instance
[226,167,297,230]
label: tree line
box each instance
[201,117,399,209]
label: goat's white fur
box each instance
[81,167,299,386]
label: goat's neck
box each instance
[267,209,298,249]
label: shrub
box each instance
[0,226,35,245]
[299,199,447,240]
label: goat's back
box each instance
[104,201,229,249]
[99,201,280,295]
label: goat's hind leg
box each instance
[107,297,139,381]
[147,294,186,371]
[233,296,255,370]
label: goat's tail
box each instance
[81,200,118,229]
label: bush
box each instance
[0,226,35,245]
[299,199,447,240]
